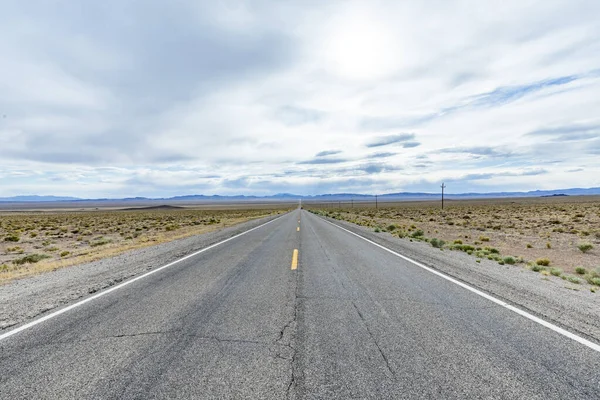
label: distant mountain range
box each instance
[1,187,600,202]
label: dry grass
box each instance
[307,196,600,275]
[0,207,289,283]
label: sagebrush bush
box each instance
[503,256,516,265]
[578,243,594,253]
[12,254,50,265]
[430,238,445,248]
[536,258,551,266]
[531,264,545,272]
[410,230,424,238]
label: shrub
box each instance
[485,247,500,254]
[453,239,463,245]
[567,276,580,284]
[546,242,552,249]
[503,256,516,265]
[479,236,490,242]
[578,243,594,253]
[374,227,381,233]
[90,238,112,247]
[526,244,532,249]
[575,267,587,275]
[430,238,445,249]
[550,268,562,276]
[531,264,545,272]
[588,277,600,286]
[410,230,424,238]
[13,254,51,265]
[536,258,551,266]
[4,235,20,242]
[60,251,70,257]
[387,224,396,231]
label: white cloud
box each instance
[0,0,599,197]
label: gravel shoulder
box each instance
[317,214,600,344]
[0,213,284,331]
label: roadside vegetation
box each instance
[0,207,288,282]
[307,196,600,291]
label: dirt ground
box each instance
[306,196,600,276]
[0,206,290,282]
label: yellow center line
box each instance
[291,249,298,270]
[297,227,300,232]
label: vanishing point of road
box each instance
[1,209,599,399]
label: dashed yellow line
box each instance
[291,249,298,270]
[297,227,300,232]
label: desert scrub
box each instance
[4,234,20,242]
[577,243,594,253]
[13,254,51,265]
[588,277,600,286]
[410,230,424,238]
[531,264,546,272]
[575,267,587,275]
[503,256,516,265]
[430,238,445,248]
[550,268,562,276]
[536,258,551,266]
[585,269,600,285]
[90,238,113,247]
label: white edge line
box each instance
[317,215,600,353]
[0,213,287,342]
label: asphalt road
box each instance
[1,209,599,399]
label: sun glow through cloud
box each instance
[321,6,402,80]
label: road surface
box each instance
[1,209,599,399]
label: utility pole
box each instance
[441,183,446,210]
[351,198,354,208]
[375,194,378,209]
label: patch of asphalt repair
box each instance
[316,214,600,345]
[0,213,285,332]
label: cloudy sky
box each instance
[1,0,599,197]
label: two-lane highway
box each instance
[1,209,599,399]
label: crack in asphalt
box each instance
[351,301,396,379]
[275,237,301,400]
